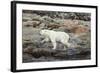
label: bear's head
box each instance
[40,29,49,36]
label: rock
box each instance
[23,53,33,63]
[32,48,56,58]
[62,20,89,36]
[62,20,79,30]
[67,48,78,55]
[78,33,91,48]
[46,23,60,29]
[23,41,34,48]
[31,14,41,21]
[54,27,66,32]
[22,17,32,22]
[39,23,46,29]
[41,42,53,48]
[72,25,89,36]
[23,46,33,54]
[24,20,41,27]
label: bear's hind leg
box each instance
[61,40,71,49]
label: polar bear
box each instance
[40,29,71,50]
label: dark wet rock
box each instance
[32,48,56,58]
[67,48,79,55]
[23,47,91,62]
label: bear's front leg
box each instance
[51,40,57,50]
[41,38,49,43]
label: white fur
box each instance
[40,29,70,50]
